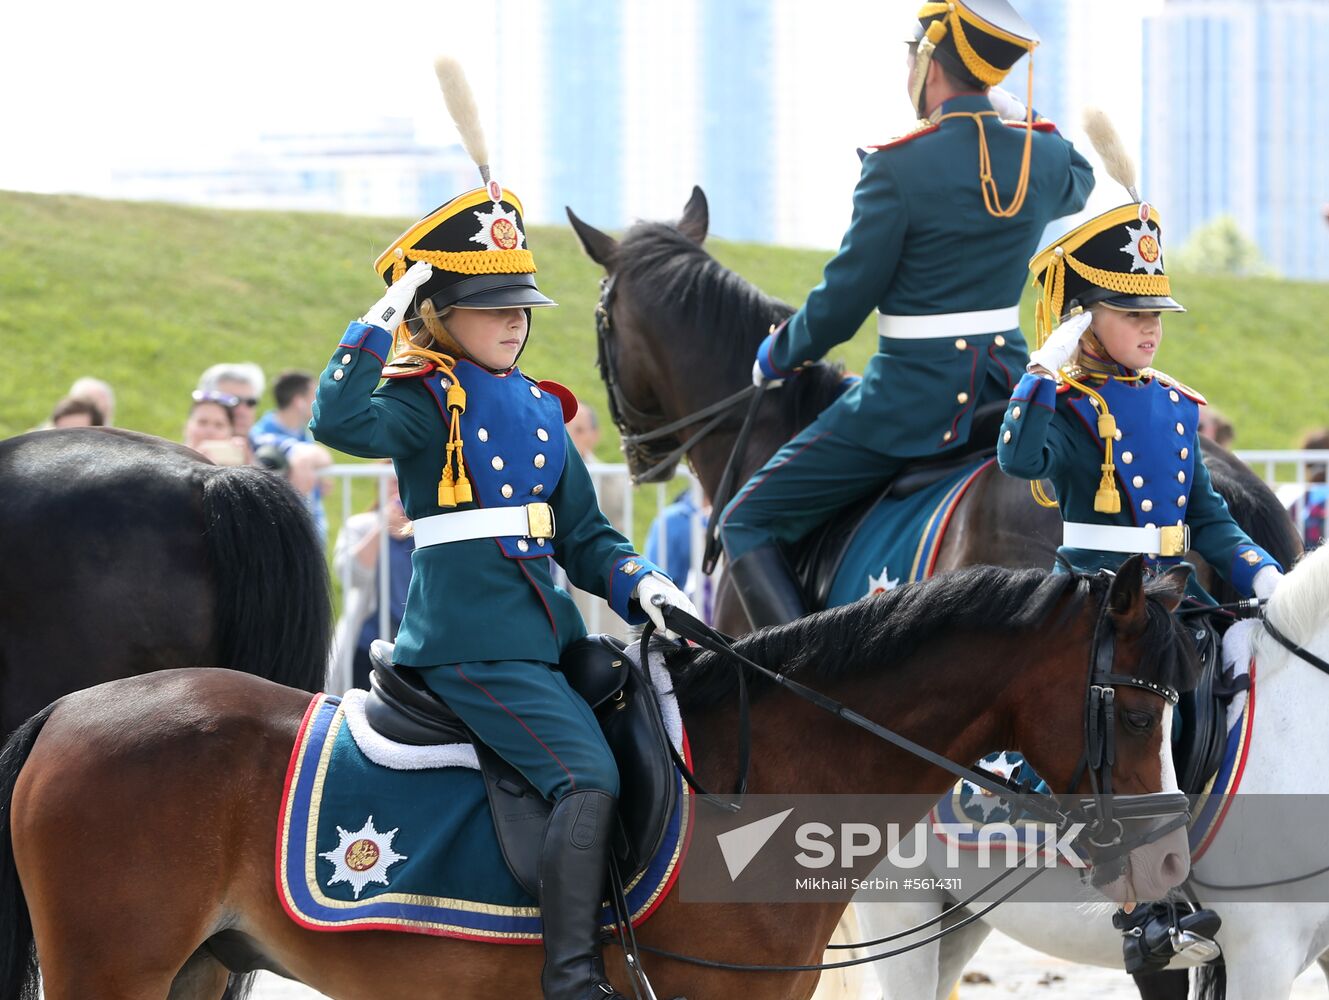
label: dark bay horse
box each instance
[0,428,331,735]
[1,559,1199,999]
[566,188,1301,634]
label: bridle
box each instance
[1070,585,1190,875]
[655,570,1191,869]
[621,576,1193,977]
[595,274,756,484]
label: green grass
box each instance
[3,189,1327,548]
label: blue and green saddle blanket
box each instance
[277,653,692,943]
[930,659,1256,862]
[825,459,993,607]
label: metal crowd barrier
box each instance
[322,451,1326,691]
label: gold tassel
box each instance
[1062,373,1121,514]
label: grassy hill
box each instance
[3,189,1327,515]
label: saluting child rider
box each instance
[996,195,1282,973]
[310,177,695,1000]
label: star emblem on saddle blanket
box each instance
[320,816,407,899]
[470,201,524,252]
[867,565,900,596]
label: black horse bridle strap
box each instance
[702,383,768,574]
[1262,615,1329,676]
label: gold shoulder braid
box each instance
[387,320,473,508]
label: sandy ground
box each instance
[246,929,1329,998]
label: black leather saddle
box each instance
[1173,616,1243,795]
[362,636,678,898]
[790,400,1007,610]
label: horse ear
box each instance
[566,207,618,270]
[1107,554,1148,627]
[1150,564,1193,614]
[678,186,709,244]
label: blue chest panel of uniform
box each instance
[424,361,566,559]
[1065,377,1198,526]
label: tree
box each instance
[1170,215,1275,277]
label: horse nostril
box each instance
[1160,851,1189,885]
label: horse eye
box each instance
[1123,710,1154,733]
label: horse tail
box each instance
[1193,959,1226,1000]
[199,465,332,693]
[0,704,55,1000]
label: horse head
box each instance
[1024,555,1199,903]
[567,188,830,491]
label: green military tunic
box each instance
[723,95,1095,559]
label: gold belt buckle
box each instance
[525,502,555,542]
[1158,524,1189,557]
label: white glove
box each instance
[635,572,700,640]
[752,359,784,389]
[1027,310,1092,378]
[988,85,1029,121]
[361,261,433,331]
[1252,565,1283,601]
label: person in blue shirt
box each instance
[719,0,1095,630]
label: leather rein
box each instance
[622,583,1192,975]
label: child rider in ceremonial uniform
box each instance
[310,92,695,996]
[997,177,1283,973]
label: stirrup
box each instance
[1115,902,1222,974]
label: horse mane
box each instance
[614,221,851,426]
[665,566,1199,711]
[1255,543,1329,661]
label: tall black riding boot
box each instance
[539,789,627,1000]
[726,542,808,631]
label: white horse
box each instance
[852,542,1329,1000]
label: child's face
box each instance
[445,307,529,371]
[1090,307,1164,370]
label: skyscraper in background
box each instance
[495,0,777,242]
[1144,0,1329,279]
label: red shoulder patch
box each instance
[1055,381,1074,394]
[865,124,940,152]
[1003,120,1058,133]
[538,380,579,423]
[380,360,437,380]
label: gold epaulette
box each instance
[1143,367,1207,405]
[380,355,436,380]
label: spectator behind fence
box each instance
[645,487,714,623]
[68,377,116,427]
[329,466,414,691]
[1292,428,1329,549]
[196,363,265,458]
[251,370,328,535]
[184,392,247,465]
[49,396,104,429]
[1198,406,1235,448]
[285,441,334,544]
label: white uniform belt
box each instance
[413,503,556,548]
[1063,521,1190,558]
[876,306,1020,340]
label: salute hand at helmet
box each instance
[988,85,1029,122]
[1027,310,1093,378]
[635,572,699,641]
[361,261,433,332]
